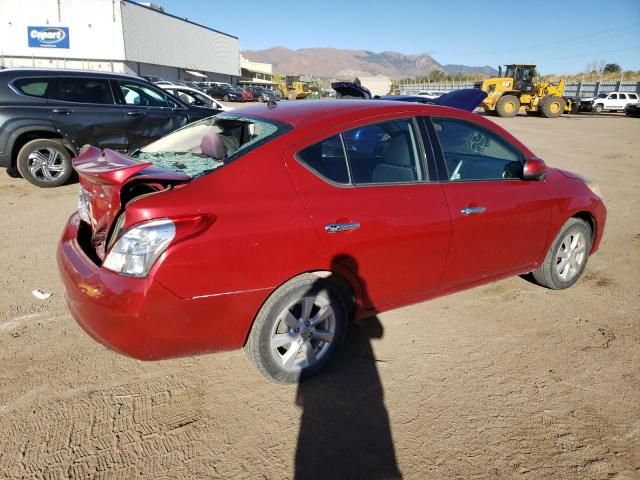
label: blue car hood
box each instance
[332,81,486,112]
[433,89,487,112]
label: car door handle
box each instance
[51,109,72,115]
[325,222,360,233]
[126,111,146,117]
[461,206,486,215]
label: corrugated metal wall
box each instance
[120,1,239,77]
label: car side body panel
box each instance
[56,100,607,360]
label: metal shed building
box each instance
[0,0,240,83]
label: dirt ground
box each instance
[0,111,639,480]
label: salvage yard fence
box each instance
[399,81,640,98]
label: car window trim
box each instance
[344,116,432,186]
[293,134,354,188]
[49,76,117,106]
[427,116,526,183]
[9,76,56,100]
[293,116,434,188]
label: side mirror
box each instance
[522,157,546,180]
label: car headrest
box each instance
[383,133,411,166]
[200,132,226,160]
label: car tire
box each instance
[496,95,520,117]
[540,95,564,118]
[16,139,73,188]
[532,218,592,290]
[245,274,348,384]
[593,103,603,113]
[223,94,229,102]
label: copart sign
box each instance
[28,26,70,48]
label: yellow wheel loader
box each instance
[475,64,575,118]
[276,76,310,100]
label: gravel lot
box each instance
[0,110,638,479]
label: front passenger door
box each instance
[113,80,188,152]
[430,117,551,287]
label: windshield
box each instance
[135,114,289,177]
[596,93,608,98]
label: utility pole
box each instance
[424,51,435,88]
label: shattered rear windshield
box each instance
[134,114,289,177]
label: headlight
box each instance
[103,219,175,277]
[584,178,602,198]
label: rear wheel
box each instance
[496,95,520,117]
[245,274,348,383]
[223,94,229,102]
[16,139,72,188]
[541,95,564,118]
[532,218,592,289]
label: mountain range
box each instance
[241,47,498,79]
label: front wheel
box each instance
[223,94,229,102]
[496,95,520,118]
[245,275,348,383]
[16,139,73,188]
[540,95,564,118]
[532,218,592,289]
[593,103,603,113]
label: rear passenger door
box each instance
[285,117,451,310]
[46,76,128,152]
[112,80,188,152]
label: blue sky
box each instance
[158,0,640,74]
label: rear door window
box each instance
[296,135,349,184]
[343,119,424,184]
[13,78,53,98]
[54,77,114,104]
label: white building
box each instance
[0,0,241,83]
[355,76,392,97]
[239,54,274,86]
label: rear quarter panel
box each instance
[127,137,320,300]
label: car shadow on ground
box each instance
[294,257,402,480]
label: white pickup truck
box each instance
[579,91,639,113]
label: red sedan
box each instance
[57,100,606,383]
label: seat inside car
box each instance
[371,133,417,183]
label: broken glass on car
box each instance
[134,114,286,177]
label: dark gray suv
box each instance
[0,69,221,187]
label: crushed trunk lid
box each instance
[73,146,190,260]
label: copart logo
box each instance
[28,26,70,48]
[31,27,66,43]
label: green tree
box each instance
[603,63,621,73]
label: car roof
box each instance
[0,67,144,81]
[232,99,466,127]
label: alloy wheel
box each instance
[556,229,587,281]
[270,293,336,371]
[27,147,66,182]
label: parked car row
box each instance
[0,68,221,187]
[150,79,283,103]
[157,85,231,111]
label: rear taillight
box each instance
[103,215,213,277]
